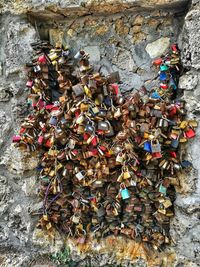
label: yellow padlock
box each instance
[123,167,131,179]
[179,120,188,129]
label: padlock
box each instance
[96,204,105,217]
[151,140,161,153]
[160,83,168,89]
[85,124,95,134]
[116,153,124,163]
[68,139,76,149]
[26,80,33,88]
[38,55,47,64]
[12,135,21,142]
[49,116,58,126]
[144,141,152,152]
[159,184,167,195]
[38,135,44,145]
[33,65,41,73]
[152,152,162,159]
[75,170,85,181]
[185,128,196,139]
[160,65,169,71]
[80,102,89,112]
[90,106,99,116]
[123,167,131,179]
[72,84,84,97]
[179,121,188,129]
[171,138,179,148]
[153,58,162,66]
[76,114,85,124]
[159,72,167,81]
[98,121,109,131]
[72,213,81,224]
[181,160,192,168]
[120,183,130,200]
[114,108,122,118]
[91,135,98,146]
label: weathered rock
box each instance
[2,17,36,77]
[22,176,37,196]
[49,29,64,47]
[181,2,200,69]
[0,0,190,18]
[179,72,199,90]
[0,111,12,148]
[32,229,64,253]
[83,46,101,63]
[2,145,39,174]
[145,37,170,58]
[0,87,10,102]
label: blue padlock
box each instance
[144,141,152,152]
[49,116,57,126]
[104,96,112,107]
[169,77,177,90]
[151,91,161,99]
[159,72,167,81]
[120,184,130,200]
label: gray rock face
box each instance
[0,0,200,266]
[145,37,170,58]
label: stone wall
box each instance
[0,0,200,266]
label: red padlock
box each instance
[91,149,98,156]
[37,99,45,109]
[45,138,53,148]
[135,136,142,144]
[105,151,112,157]
[91,136,98,146]
[170,151,177,158]
[26,80,33,88]
[83,133,90,141]
[169,105,177,116]
[75,110,81,118]
[152,152,162,159]
[111,84,119,95]
[99,145,107,152]
[160,83,168,89]
[12,135,21,142]
[19,127,26,135]
[185,128,196,139]
[38,55,47,64]
[153,58,162,66]
[171,44,178,52]
[45,104,54,110]
[38,135,44,145]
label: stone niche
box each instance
[1,1,200,267]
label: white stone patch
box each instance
[179,72,199,90]
[22,177,37,196]
[1,144,39,174]
[145,37,170,58]
[14,204,22,214]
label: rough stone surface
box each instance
[145,37,170,58]
[0,0,200,266]
[0,0,190,17]
[179,71,199,91]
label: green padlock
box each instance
[160,65,169,71]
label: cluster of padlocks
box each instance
[13,40,197,249]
